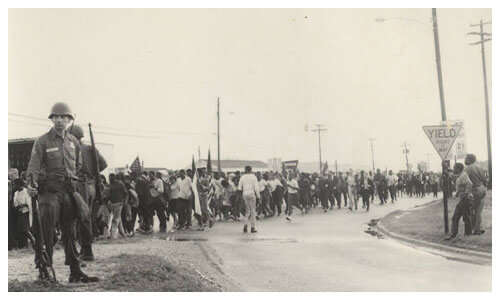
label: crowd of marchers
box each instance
[10,160,486,250]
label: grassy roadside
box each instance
[9,253,220,292]
[381,191,492,253]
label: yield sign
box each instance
[423,125,462,160]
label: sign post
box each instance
[423,124,462,234]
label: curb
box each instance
[377,214,491,266]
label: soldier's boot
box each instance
[69,264,99,283]
[79,245,95,262]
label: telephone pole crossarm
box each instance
[311,124,327,174]
[468,19,492,189]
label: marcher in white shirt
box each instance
[13,178,32,248]
[268,173,284,216]
[347,172,358,210]
[237,166,260,233]
[285,174,301,221]
[387,170,398,203]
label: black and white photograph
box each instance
[4,3,495,293]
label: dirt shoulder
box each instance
[379,191,492,254]
[8,232,241,292]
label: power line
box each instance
[307,124,327,174]
[8,112,215,136]
[9,118,165,139]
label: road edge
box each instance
[377,208,492,266]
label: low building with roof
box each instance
[187,159,268,173]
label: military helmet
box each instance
[48,102,73,120]
[69,124,84,139]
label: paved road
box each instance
[175,194,491,291]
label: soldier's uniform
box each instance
[27,103,98,283]
[70,125,107,260]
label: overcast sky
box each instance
[8,8,492,171]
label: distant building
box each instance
[267,157,282,172]
[297,161,371,174]
[187,159,268,173]
[114,167,169,176]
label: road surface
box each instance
[174,195,491,292]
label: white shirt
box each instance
[150,178,164,197]
[210,178,223,197]
[238,173,260,198]
[347,175,356,187]
[178,177,193,199]
[258,179,267,192]
[387,175,398,186]
[268,178,283,192]
[14,188,31,214]
[287,179,299,194]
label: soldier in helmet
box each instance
[26,102,99,283]
[69,124,108,260]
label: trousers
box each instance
[451,197,473,236]
[38,182,80,266]
[242,193,257,228]
[108,202,123,239]
[177,198,192,227]
[76,182,94,248]
[152,196,167,231]
[361,189,370,211]
[471,185,487,234]
[271,190,282,215]
[389,185,397,203]
[348,186,358,209]
[286,193,301,215]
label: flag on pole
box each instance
[191,156,202,216]
[191,156,196,175]
[130,156,141,174]
[322,160,329,174]
[207,149,212,173]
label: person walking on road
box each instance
[347,171,358,210]
[359,171,372,211]
[177,170,193,229]
[285,173,301,221]
[238,166,260,233]
[429,172,439,198]
[387,170,398,203]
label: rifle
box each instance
[88,123,102,205]
[28,174,57,282]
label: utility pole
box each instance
[369,138,375,173]
[335,160,338,175]
[468,20,492,189]
[217,97,221,174]
[401,142,410,173]
[310,124,327,174]
[432,8,449,234]
[432,8,447,122]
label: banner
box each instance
[282,160,299,171]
